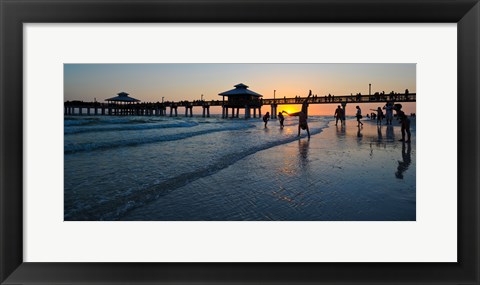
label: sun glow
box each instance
[278,105,299,115]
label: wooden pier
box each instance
[64,100,221,117]
[64,92,416,118]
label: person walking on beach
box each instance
[355,106,364,127]
[394,104,411,142]
[383,102,394,125]
[263,112,270,128]
[334,105,344,126]
[278,111,285,129]
[282,90,312,139]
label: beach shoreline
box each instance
[120,116,416,221]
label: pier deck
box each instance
[64,93,416,118]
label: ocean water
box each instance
[64,115,416,221]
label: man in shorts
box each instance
[334,105,344,126]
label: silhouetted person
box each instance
[394,104,411,142]
[334,105,344,126]
[263,112,270,128]
[355,105,363,127]
[395,142,412,179]
[278,111,285,129]
[282,90,312,139]
[370,107,384,125]
[383,102,394,125]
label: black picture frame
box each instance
[1,0,479,284]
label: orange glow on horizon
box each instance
[277,105,300,115]
[65,63,416,115]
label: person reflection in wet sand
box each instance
[377,125,383,142]
[395,142,412,179]
[386,124,395,141]
[336,123,346,136]
[298,139,309,169]
[357,126,363,139]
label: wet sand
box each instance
[124,117,416,221]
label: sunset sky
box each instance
[64,63,416,115]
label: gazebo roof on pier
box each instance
[105,92,140,102]
[218,83,263,97]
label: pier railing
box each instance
[261,93,415,105]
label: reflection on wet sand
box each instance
[334,120,414,176]
[386,125,395,141]
[298,139,309,169]
[335,124,346,138]
[373,125,387,149]
[377,125,383,141]
[357,126,363,141]
[396,142,411,179]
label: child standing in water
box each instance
[278,111,285,129]
[263,112,270,128]
[282,90,312,139]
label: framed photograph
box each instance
[1,0,479,284]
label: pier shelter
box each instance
[218,83,263,119]
[105,92,140,115]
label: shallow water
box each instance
[64,115,415,221]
